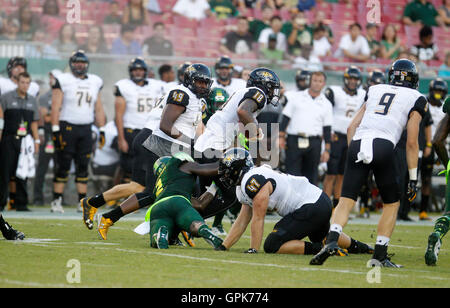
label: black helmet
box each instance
[219,147,254,189]
[343,66,362,92]
[69,50,89,77]
[128,57,148,83]
[7,57,27,78]
[177,61,192,84]
[247,67,281,106]
[388,59,419,89]
[429,78,448,105]
[295,69,311,90]
[183,63,213,99]
[367,69,386,86]
[215,55,234,82]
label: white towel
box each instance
[16,135,36,180]
[355,137,374,164]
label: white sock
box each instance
[376,236,390,246]
[330,224,343,234]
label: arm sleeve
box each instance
[52,78,62,90]
[323,126,331,144]
[280,115,290,132]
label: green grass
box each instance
[1,218,449,288]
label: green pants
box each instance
[147,195,204,247]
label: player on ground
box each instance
[323,66,366,209]
[310,59,427,267]
[212,56,246,95]
[217,148,373,255]
[50,50,106,213]
[426,96,450,266]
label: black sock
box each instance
[304,242,323,255]
[347,238,370,254]
[89,194,106,208]
[53,192,62,200]
[333,199,339,208]
[326,231,340,244]
[420,195,429,212]
[103,206,123,223]
[9,192,16,201]
[78,193,86,202]
[372,244,388,260]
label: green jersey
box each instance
[153,158,196,202]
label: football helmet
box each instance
[428,78,448,105]
[218,148,254,189]
[295,69,311,90]
[183,63,213,99]
[343,66,362,92]
[207,87,229,113]
[388,59,419,89]
[247,67,281,106]
[367,69,386,87]
[128,57,148,83]
[215,56,234,82]
[7,57,27,78]
[69,50,89,77]
[177,62,192,84]
[153,156,171,177]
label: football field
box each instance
[1,207,450,289]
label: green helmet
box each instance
[207,87,229,113]
[153,156,171,177]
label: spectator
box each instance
[210,0,240,19]
[380,24,405,60]
[24,28,59,58]
[311,10,334,45]
[142,22,173,57]
[438,0,450,26]
[438,51,450,77]
[42,0,60,16]
[78,25,109,54]
[236,0,263,10]
[248,5,274,41]
[17,5,40,41]
[104,1,123,24]
[220,16,254,55]
[365,23,381,59]
[334,23,370,62]
[51,23,78,53]
[258,16,287,53]
[172,0,212,20]
[0,17,22,41]
[110,24,142,55]
[284,13,312,56]
[122,0,150,26]
[410,25,439,61]
[403,0,443,27]
[297,0,316,11]
[259,33,288,68]
[158,64,176,83]
[293,43,323,71]
[311,25,331,59]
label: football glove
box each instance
[98,127,106,149]
[407,180,418,202]
[52,130,65,151]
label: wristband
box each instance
[426,142,432,148]
[206,183,218,196]
[38,128,45,136]
[409,168,418,181]
[52,125,60,132]
[99,126,106,133]
[34,139,41,144]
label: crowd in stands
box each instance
[0,0,449,74]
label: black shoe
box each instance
[398,215,415,222]
[2,222,25,240]
[310,241,339,265]
[369,255,403,268]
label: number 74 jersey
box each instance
[354,84,428,145]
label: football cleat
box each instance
[369,255,403,268]
[419,211,432,221]
[211,225,227,236]
[80,198,97,230]
[199,227,224,250]
[335,248,349,257]
[181,231,195,247]
[425,232,441,266]
[154,226,169,249]
[1,222,25,240]
[97,216,113,240]
[310,241,339,265]
[50,197,64,213]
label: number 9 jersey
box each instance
[53,72,103,125]
[354,84,428,145]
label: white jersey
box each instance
[236,165,323,217]
[212,78,247,95]
[144,93,165,131]
[92,121,119,166]
[115,78,165,130]
[0,76,40,97]
[56,72,103,125]
[429,103,446,138]
[326,86,366,134]
[353,84,428,145]
[152,84,204,148]
[195,87,267,152]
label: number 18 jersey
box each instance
[354,84,428,145]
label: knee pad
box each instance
[263,231,284,254]
[75,154,91,183]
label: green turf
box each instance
[1,218,449,288]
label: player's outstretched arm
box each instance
[237,99,261,140]
[433,114,450,167]
[346,103,366,145]
[250,182,271,252]
[222,204,253,250]
[406,111,422,172]
[179,161,219,177]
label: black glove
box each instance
[407,180,418,202]
[52,130,64,151]
[216,244,227,251]
[98,130,106,149]
[244,248,257,254]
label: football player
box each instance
[50,50,106,213]
[0,213,24,240]
[0,57,40,97]
[323,66,366,209]
[217,148,373,256]
[202,87,229,126]
[177,62,192,85]
[427,96,450,265]
[310,59,427,267]
[211,56,246,95]
[364,69,385,91]
[294,69,311,91]
[80,58,165,229]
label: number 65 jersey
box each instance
[353,84,428,145]
[53,72,103,125]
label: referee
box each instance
[279,71,332,185]
[0,72,40,211]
